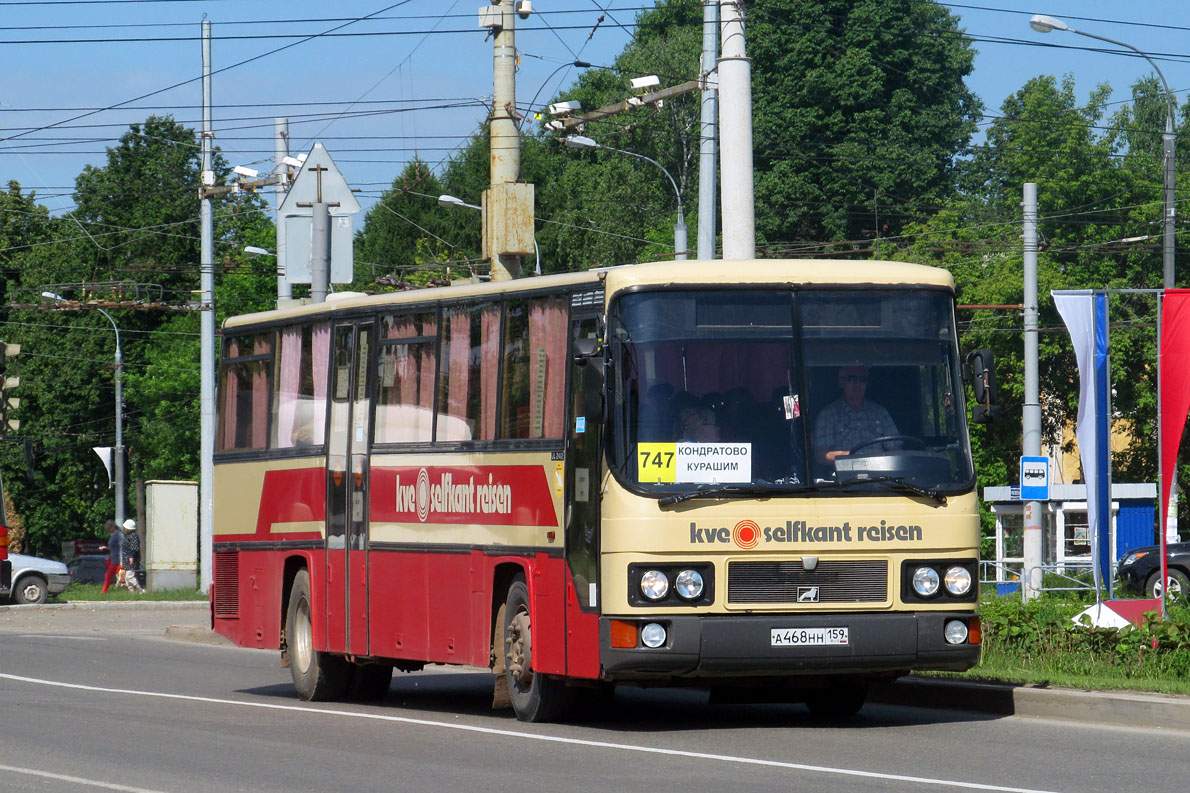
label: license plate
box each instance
[770,627,849,646]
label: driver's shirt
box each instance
[812,399,899,456]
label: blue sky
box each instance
[1,1,1188,218]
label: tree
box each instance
[890,72,1182,543]
[0,116,272,555]
[352,159,477,288]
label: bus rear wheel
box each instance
[503,576,572,723]
[287,569,349,701]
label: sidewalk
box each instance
[871,676,1190,731]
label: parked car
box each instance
[67,554,108,585]
[65,555,144,588]
[2,553,71,604]
[1117,542,1190,601]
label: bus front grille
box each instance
[727,560,888,604]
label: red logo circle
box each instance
[415,468,431,522]
[733,520,760,549]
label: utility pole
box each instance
[718,0,754,259]
[1022,183,1043,600]
[482,0,534,281]
[198,19,215,593]
[296,165,335,303]
[697,0,719,261]
[275,118,291,302]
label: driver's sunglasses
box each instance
[843,375,868,384]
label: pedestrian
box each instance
[99,519,123,594]
[121,518,145,594]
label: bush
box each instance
[974,595,1190,689]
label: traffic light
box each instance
[0,342,20,433]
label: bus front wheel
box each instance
[503,576,572,722]
[286,569,349,701]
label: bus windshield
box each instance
[607,288,974,497]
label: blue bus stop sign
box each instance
[1019,456,1049,501]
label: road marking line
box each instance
[0,672,1062,793]
[0,762,171,793]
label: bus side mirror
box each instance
[573,336,600,360]
[966,349,1002,424]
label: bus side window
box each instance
[375,311,438,444]
[217,332,273,452]
[437,302,500,442]
[272,323,330,449]
[501,296,567,439]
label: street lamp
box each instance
[1030,14,1176,289]
[561,135,688,260]
[42,292,125,527]
[244,246,274,257]
[438,194,541,275]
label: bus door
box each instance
[327,321,373,657]
[564,315,602,673]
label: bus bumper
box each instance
[599,612,980,680]
[1,559,9,593]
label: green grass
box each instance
[54,583,207,602]
[924,594,1190,696]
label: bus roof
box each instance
[223,258,952,329]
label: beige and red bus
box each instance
[212,259,991,721]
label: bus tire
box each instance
[503,576,572,722]
[348,663,393,701]
[286,569,349,701]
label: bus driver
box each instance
[813,365,900,464]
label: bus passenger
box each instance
[813,365,899,463]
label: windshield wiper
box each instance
[657,481,797,508]
[820,476,947,506]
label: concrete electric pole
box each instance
[697,0,720,261]
[481,0,535,281]
[199,19,215,592]
[1022,183,1044,600]
[718,0,754,260]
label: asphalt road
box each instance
[1,604,1187,793]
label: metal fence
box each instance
[980,559,1097,601]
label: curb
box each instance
[164,624,234,646]
[871,676,1190,731]
[0,600,207,613]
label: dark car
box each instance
[67,555,109,585]
[1117,542,1190,600]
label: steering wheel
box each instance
[848,435,925,456]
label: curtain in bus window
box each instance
[438,308,472,441]
[310,323,329,446]
[251,336,270,449]
[274,327,302,448]
[479,305,500,441]
[218,363,239,451]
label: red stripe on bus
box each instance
[256,468,327,535]
[371,465,558,528]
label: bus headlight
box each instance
[640,622,667,648]
[943,566,972,596]
[944,619,969,645]
[640,569,669,600]
[674,569,704,600]
[912,566,940,597]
